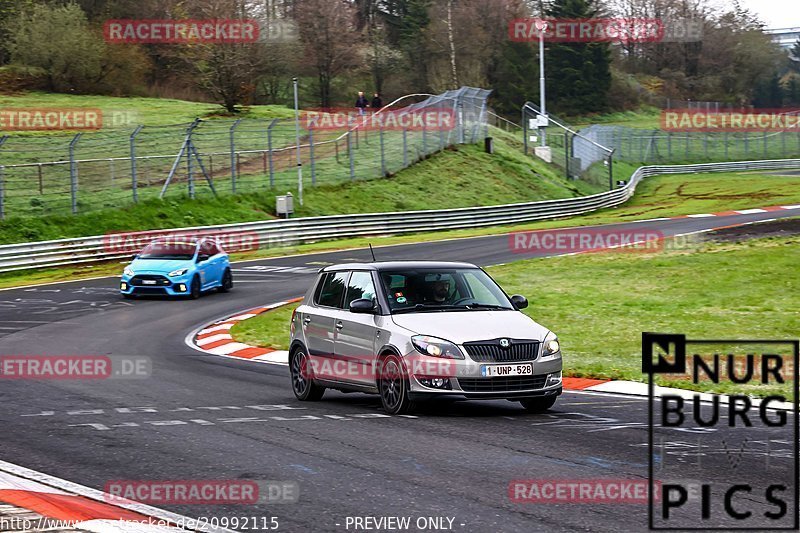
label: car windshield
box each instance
[138,241,197,260]
[379,268,514,313]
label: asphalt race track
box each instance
[0,209,797,532]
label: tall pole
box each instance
[293,77,303,206]
[538,19,547,147]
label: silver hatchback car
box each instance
[288,261,562,414]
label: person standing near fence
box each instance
[371,93,383,110]
[355,91,369,116]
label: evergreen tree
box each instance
[752,73,783,108]
[382,0,432,91]
[544,0,611,115]
[489,40,540,116]
[788,76,800,106]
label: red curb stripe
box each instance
[229,347,275,359]
[0,489,147,522]
[199,338,235,350]
[563,377,610,390]
[763,206,785,212]
[713,210,739,217]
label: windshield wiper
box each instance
[392,303,465,314]
[463,303,512,310]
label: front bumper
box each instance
[120,275,191,296]
[405,350,563,400]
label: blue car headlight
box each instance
[168,268,189,277]
[123,266,134,277]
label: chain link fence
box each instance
[0,87,490,219]
[521,102,615,190]
[580,124,800,164]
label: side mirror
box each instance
[349,298,376,314]
[510,294,528,310]
[196,254,210,263]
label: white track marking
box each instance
[204,342,253,355]
[0,460,233,532]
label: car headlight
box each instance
[123,266,134,277]
[543,332,560,356]
[411,335,464,359]
[168,268,189,277]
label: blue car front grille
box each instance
[130,275,171,287]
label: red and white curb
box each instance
[0,460,230,532]
[657,204,800,220]
[185,298,304,365]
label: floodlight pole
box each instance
[293,77,303,206]
[538,19,547,147]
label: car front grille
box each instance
[130,275,171,287]
[463,339,540,362]
[457,375,547,392]
[131,287,168,295]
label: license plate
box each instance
[142,280,157,285]
[481,363,533,377]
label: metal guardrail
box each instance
[0,158,798,273]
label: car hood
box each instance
[390,311,550,344]
[128,258,193,274]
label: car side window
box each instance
[315,272,349,308]
[345,271,377,308]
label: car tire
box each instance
[378,354,416,415]
[190,276,201,299]
[520,396,557,413]
[218,268,233,293]
[290,348,325,401]
[122,293,136,300]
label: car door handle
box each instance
[335,321,344,330]
[303,317,311,325]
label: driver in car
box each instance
[424,279,451,304]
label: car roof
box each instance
[149,236,216,245]
[321,261,479,272]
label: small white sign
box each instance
[529,116,549,128]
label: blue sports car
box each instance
[120,237,233,299]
